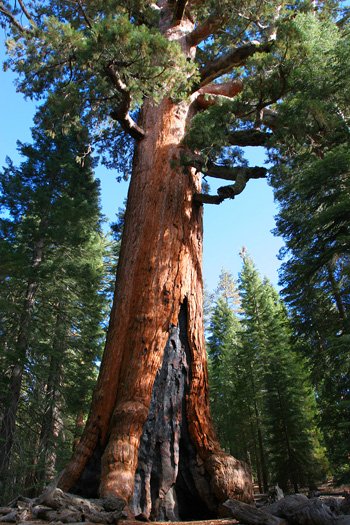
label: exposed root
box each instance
[0,488,125,524]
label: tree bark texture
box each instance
[56,9,253,518]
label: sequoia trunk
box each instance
[57,94,252,518]
[57,9,253,519]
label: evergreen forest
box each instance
[0,0,349,519]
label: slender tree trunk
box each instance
[0,234,45,489]
[37,308,66,484]
[57,9,253,518]
[247,403,263,493]
[276,386,298,493]
[248,363,268,492]
[73,412,86,451]
[326,260,348,330]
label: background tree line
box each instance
[0,106,120,503]
[204,13,350,491]
[206,261,326,494]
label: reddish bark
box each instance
[56,9,253,518]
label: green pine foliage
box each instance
[269,18,350,483]
[3,1,198,176]
[207,254,328,492]
[0,110,113,501]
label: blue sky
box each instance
[0,45,284,292]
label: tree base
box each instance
[2,490,349,525]
[132,304,217,520]
[57,302,253,518]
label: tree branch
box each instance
[194,164,267,205]
[17,0,36,27]
[200,40,273,86]
[0,2,26,32]
[76,0,93,29]
[105,64,145,141]
[174,0,188,22]
[194,194,223,204]
[260,108,278,130]
[186,13,224,46]
[205,164,267,181]
[228,129,272,147]
[336,8,350,28]
[196,79,243,108]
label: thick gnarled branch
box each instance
[187,13,224,46]
[194,164,267,205]
[229,129,272,147]
[105,64,145,140]
[200,41,273,86]
[196,79,243,108]
[205,164,267,181]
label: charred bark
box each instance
[55,7,253,515]
[132,303,216,521]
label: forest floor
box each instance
[0,483,349,525]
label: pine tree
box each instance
[207,296,240,449]
[238,254,271,492]
[269,24,350,481]
[0,108,109,500]
[260,281,327,491]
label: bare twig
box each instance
[76,0,93,29]
[17,0,36,27]
[0,2,26,32]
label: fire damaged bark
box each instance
[55,6,253,517]
[133,303,216,521]
[57,94,253,517]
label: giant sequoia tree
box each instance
[0,0,347,519]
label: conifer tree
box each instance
[0,0,347,513]
[207,254,327,491]
[0,108,109,501]
[207,292,257,483]
[238,254,270,492]
[269,22,350,481]
[207,296,240,449]
[260,281,327,491]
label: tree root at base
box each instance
[1,490,349,525]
